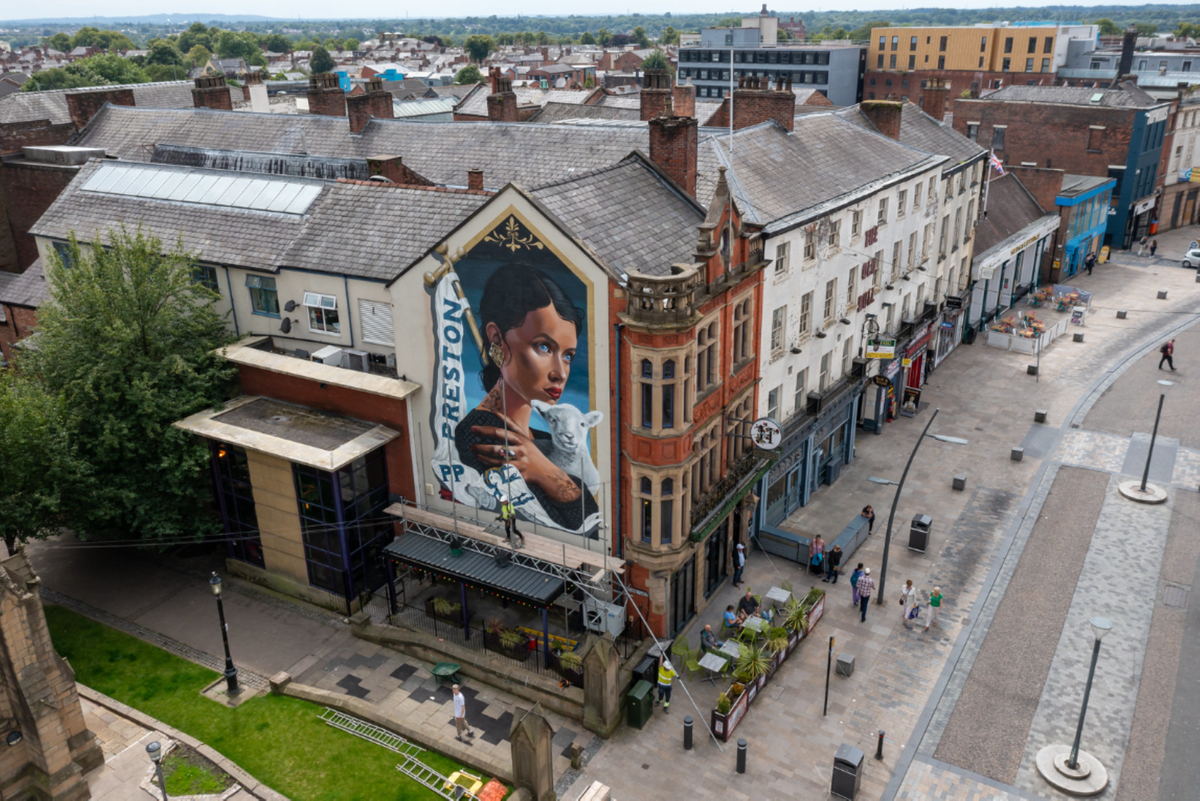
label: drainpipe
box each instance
[614,322,625,560]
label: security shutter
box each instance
[359,299,394,345]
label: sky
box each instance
[9,1,1197,24]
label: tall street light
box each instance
[866,408,968,605]
[147,741,168,801]
[209,573,240,695]
[1069,616,1114,770]
[1140,380,1173,493]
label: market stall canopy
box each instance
[384,534,566,608]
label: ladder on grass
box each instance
[319,708,424,757]
[395,754,478,800]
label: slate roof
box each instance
[530,102,639,124]
[697,115,944,227]
[837,101,985,174]
[974,173,1048,255]
[29,160,488,282]
[979,84,1161,108]
[454,87,594,118]
[0,80,239,124]
[0,259,49,308]
[74,106,650,190]
[428,83,479,100]
[384,534,565,606]
[531,154,704,278]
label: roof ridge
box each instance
[528,154,639,192]
[334,178,494,196]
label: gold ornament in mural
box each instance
[484,216,545,252]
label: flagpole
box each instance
[983,149,994,220]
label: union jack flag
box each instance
[989,152,1006,176]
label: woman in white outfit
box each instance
[899,580,918,628]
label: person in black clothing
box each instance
[1085,252,1096,275]
[862,505,876,535]
[824,544,843,583]
[737,589,760,620]
[454,263,598,531]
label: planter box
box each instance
[805,594,826,632]
[711,685,750,742]
[483,632,532,663]
[548,652,585,687]
[424,597,470,628]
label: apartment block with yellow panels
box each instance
[868,26,1064,75]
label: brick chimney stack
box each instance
[860,99,904,140]
[468,168,484,191]
[649,92,699,196]
[732,76,796,132]
[65,87,136,130]
[1118,27,1138,77]
[486,66,518,122]
[347,76,395,133]
[366,155,433,186]
[923,77,949,122]
[192,74,234,111]
[241,70,262,101]
[673,81,696,119]
[307,72,346,117]
[641,68,673,121]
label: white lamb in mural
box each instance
[532,400,602,495]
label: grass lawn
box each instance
[163,747,232,795]
[46,606,498,801]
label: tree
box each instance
[1177,22,1200,39]
[45,32,71,51]
[310,46,335,74]
[642,49,668,71]
[70,27,136,52]
[22,54,148,91]
[75,54,148,84]
[186,45,212,67]
[610,33,634,47]
[848,20,889,41]
[345,37,361,51]
[216,30,261,61]
[659,26,679,45]
[178,22,213,54]
[26,228,237,544]
[633,26,650,47]
[144,64,185,82]
[146,41,184,67]
[263,33,292,53]
[1093,18,1122,36]
[1134,23,1159,37]
[455,64,483,84]
[597,28,611,46]
[0,374,82,554]
[464,34,497,64]
[579,31,596,45]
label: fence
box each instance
[985,318,1069,354]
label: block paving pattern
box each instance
[1056,430,1129,474]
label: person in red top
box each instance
[1159,339,1176,371]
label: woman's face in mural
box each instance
[489,306,578,405]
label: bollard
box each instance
[737,739,747,774]
[683,716,693,750]
[876,730,885,760]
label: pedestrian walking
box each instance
[926,587,943,632]
[1159,339,1176,371]
[1151,239,1159,257]
[899,579,918,628]
[809,534,825,576]
[452,685,475,742]
[857,568,875,622]
[732,543,745,587]
[1138,235,1148,256]
[862,505,875,534]
[501,495,523,548]
[655,655,677,713]
[824,545,843,584]
[850,563,864,605]
[1085,252,1095,275]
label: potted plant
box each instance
[716,692,732,715]
[712,678,751,741]
[425,596,466,626]
[735,642,771,693]
[782,598,812,642]
[484,623,531,662]
[553,650,585,685]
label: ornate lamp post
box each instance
[209,573,240,695]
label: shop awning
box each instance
[689,459,774,543]
[384,534,566,607]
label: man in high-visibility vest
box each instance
[656,655,677,713]
[501,495,524,548]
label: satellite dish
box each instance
[284,300,298,312]
[280,317,292,334]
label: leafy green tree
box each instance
[77,54,148,84]
[345,37,361,51]
[1134,23,1159,37]
[597,27,611,46]
[455,64,483,84]
[642,49,668,71]
[178,22,213,53]
[26,228,236,544]
[186,45,212,67]
[848,20,889,41]
[0,374,83,554]
[633,26,650,47]
[22,54,148,91]
[579,31,596,45]
[263,33,291,53]
[310,46,336,74]
[535,30,550,45]
[659,26,679,45]
[464,34,497,63]
[144,64,186,82]
[1093,18,1122,36]
[146,41,184,66]
[71,27,136,52]
[45,32,71,51]
[1177,22,1200,39]
[216,30,262,62]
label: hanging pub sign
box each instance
[872,375,891,388]
[750,418,783,451]
[864,338,897,359]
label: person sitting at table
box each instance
[737,589,760,622]
[723,605,741,630]
[701,624,722,653]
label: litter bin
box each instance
[626,680,653,730]
[633,656,658,688]
[909,514,932,553]
[831,743,865,799]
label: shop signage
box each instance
[884,358,901,379]
[902,358,912,367]
[873,375,891,387]
[1008,233,1039,257]
[750,418,782,450]
[626,587,649,597]
[1134,197,1156,216]
[944,295,964,309]
[906,325,932,356]
[1179,169,1200,183]
[864,338,897,359]
[1146,105,1170,125]
[901,387,922,416]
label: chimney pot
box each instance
[649,115,698,196]
[860,100,904,140]
[468,168,484,191]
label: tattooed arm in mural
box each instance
[470,419,582,503]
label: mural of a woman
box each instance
[452,263,600,533]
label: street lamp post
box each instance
[147,741,168,801]
[867,408,968,605]
[1068,616,1114,770]
[209,573,240,695]
[1140,380,1173,493]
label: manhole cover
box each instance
[1163,584,1189,609]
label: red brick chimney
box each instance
[922,77,949,122]
[468,168,484,191]
[641,69,673,121]
[732,76,796,132]
[307,72,346,117]
[861,99,903,140]
[347,76,394,133]
[365,155,433,186]
[649,94,698,196]
[191,74,233,111]
[65,87,136,131]
[673,82,696,120]
[241,70,262,101]
[486,67,518,122]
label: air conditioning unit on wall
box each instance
[342,349,369,372]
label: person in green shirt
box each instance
[926,587,942,632]
[501,494,524,548]
[655,656,678,713]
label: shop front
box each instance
[969,216,1058,330]
[1124,194,1158,248]
[933,287,970,368]
[1055,177,1116,280]
[903,322,933,394]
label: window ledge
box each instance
[251,310,282,319]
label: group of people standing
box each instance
[846,564,942,633]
